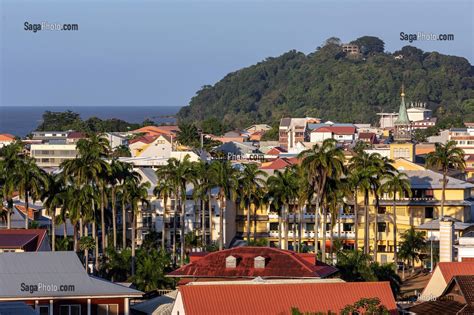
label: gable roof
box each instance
[0,252,142,298]
[445,275,474,304]
[167,247,337,279]
[403,169,474,190]
[265,146,287,155]
[436,262,474,283]
[0,134,15,141]
[0,229,49,251]
[260,158,298,170]
[177,282,397,315]
[129,135,158,145]
[312,126,356,135]
[131,125,179,136]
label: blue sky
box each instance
[1,0,472,108]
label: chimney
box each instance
[439,217,455,262]
[254,256,266,269]
[225,255,237,268]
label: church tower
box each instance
[390,85,415,162]
[393,84,412,142]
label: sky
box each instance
[1,0,473,108]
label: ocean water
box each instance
[0,106,182,137]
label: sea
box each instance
[0,106,182,137]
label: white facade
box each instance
[310,131,332,143]
[130,135,172,158]
[104,133,128,149]
[30,143,78,167]
[407,103,432,122]
[456,235,474,262]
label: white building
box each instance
[309,125,356,143]
[30,143,78,168]
[406,102,432,122]
[130,134,173,159]
[456,231,474,262]
[104,132,128,149]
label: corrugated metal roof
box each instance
[0,252,142,298]
[404,170,474,189]
[178,282,397,315]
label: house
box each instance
[279,117,319,150]
[259,157,298,171]
[65,132,85,144]
[167,247,338,284]
[342,43,360,54]
[421,261,474,299]
[129,135,172,159]
[358,132,377,144]
[310,125,356,143]
[0,251,142,315]
[411,275,474,314]
[211,131,248,143]
[265,146,287,156]
[170,281,397,315]
[104,132,128,149]
[245,124,272,133]
[0,134,15,148]
[0,229,50,252]
[214,141,259,160]
[131,125,179,137]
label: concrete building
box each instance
[104,132,128,149]
[30,143,78,168]
[377,112,398,129]
[448,127,474,154]
[342,43,360,54]
[406,101,432,122]
[279,117,319,150]
[456,231,474,262]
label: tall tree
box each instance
[298,139,345,262]
[0,142,23,229]
[154,177,175,251]
[41,173,65,251]
[209,160,237,250]
[380,171,411,262]
[238,163,267,243]
[426,141,465,217]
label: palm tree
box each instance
[299,139,345,262]
[238,163,267,243]
[42,173,66,251]
[119,168,141,250]
[157,156,195,264]
[398,227,427,277]
[209,160,237,250]
[15,157,48,229]
[154,177,174,251]
[426,140,465,217]
[267,168,298,250]
[0,141,22,229]
[191,161,213,246]
[380,171,411,262]
[176,122,200,148]
[126,180,150,275]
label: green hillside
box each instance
[177,36,474,130]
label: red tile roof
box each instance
[0,229,48,251]
[358,132,376,139]
[437,262,474,283]
[168,247,337,279]
[0,134,15,141]
[132,125,179,136]
[129,135,158,145]
[312,126,356,135]
[15,205,38,220]
[178,282,397,315]
[260,158,299,170]
[266,147,287,155]
[67,131,85,139]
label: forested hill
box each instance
[177,36,474,130]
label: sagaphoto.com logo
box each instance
[400,32,454,43]
[24,21,79,33]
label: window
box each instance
[269,223,279,231]
[60,305,80,315]
[38,305,49,315]
[377,222,387,232]
[306,223,315,231]
[98,304,119,315]
[425,207,434,219]
[343,223,354,232]
[326,223,331,231]
[378,206,386,214]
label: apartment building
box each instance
[449,127,474,154]
[279,117,320,150]
[30,143,78,168]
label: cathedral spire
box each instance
[394,84,410,126]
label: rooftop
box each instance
[0,229,49,251]
[176,281,397,315]
[167,247,337,279]
[436,262,474,283]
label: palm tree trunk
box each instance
[284,204,289,250]
[315,198,320,258]
[180,194,186,265]
[84,224,89,273]
[51,210,56,251]
[131,213,136,276]
[100,185,106,254]
[393,196,398,262]
[278,215,282,249]
[208,192,212,245]
[441,171,447,218]
[122,199,127,249]
[321,206,327,263]
[25,192,29,229]
[73,223,78,252]
[253,204,258,242]
[172,194,177,265]
[112,188,117,250]
[374,205,378,262]
[298,205,303,253]
[201,199,206,247]
[246,201,251,243]
[93,221,99,272]
[354,190,358,251]
[6,200,11,229]
[79,218,83,238]
[218,195,225,250]
[293,206,297,251]
[364,192,370,254]
[162,197,167,251]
